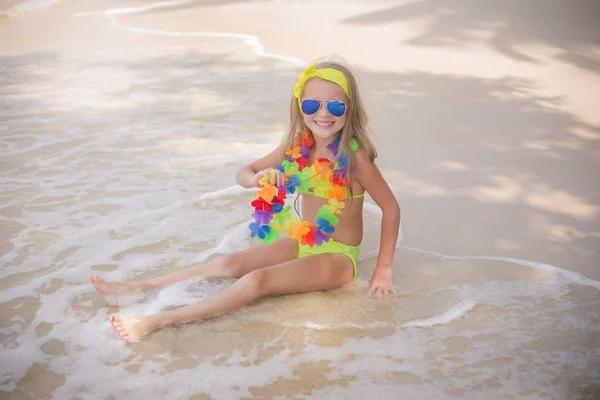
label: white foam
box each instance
[0,0,58,18]
[402,300,477,327]
[283,320,393,330]
[75,1,305,66]
[400,245,600,290]
[75,0,190,17]
[2,2,600,397]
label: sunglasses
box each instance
[301,99,347,117]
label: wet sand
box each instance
[18,0,598,277]
[1,0,599,399]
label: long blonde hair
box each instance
[281,59,377,186]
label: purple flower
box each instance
[252,210,273,225]
[314,229,330,246]
[300,145,310,157]
[326,134,341,156]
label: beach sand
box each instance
[110,0,600,276]
[1,0,599,398]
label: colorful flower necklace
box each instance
[249,130,357,247]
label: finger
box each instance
[257,171,268,186]
[263,171,274,186]
[383,287,389,297]
[262,169,270,185]
[391,286,398,295]
[268,169,276,185]
[277,171,284,187]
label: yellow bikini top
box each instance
[302,137,364,200]
[250,131,362,247]
[305,181,365,200]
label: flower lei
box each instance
[249,130,357,247]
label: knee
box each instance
[238,269,270,296]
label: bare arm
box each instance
[236,145,286,188]
[354,149,401,295]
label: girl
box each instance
[90,60,401,340]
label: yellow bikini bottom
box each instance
[298,240,360,279]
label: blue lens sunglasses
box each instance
[301,99,347,117]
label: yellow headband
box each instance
[293,65,350,108]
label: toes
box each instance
[108,316,132,340]
[109,318,119,333]
[110,316,123,330]
[112,325,127,339]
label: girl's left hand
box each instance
[368,265,396,297]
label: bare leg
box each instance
[91,238,298,295]
[111,253,354,340]
[111,253,354,339]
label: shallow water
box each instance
[1,1,599,399]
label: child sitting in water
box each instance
[91,60,401,340]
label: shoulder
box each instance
[350,137,376,161]
[354,148,373,165]
[353,146,383,185]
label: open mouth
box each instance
[315,121,334,128]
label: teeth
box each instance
[315,121,333,127]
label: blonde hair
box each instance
[281,59,377,185]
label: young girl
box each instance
[90,60,401,340]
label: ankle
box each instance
[155,311,178,329]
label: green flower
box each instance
[282,160,299,175]
[274,205,292,225]
[317,207,339,225]
[297,170,314,193]
[261,229,279,245]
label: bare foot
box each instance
[110,315,161,341]
[90,274,151,295]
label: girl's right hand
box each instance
[251,168,285,188]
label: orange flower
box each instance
[257,184,277,202]
[285,146,302,159]
[288,220,310,242]
[328,185,347,200]
[311,159,332,181]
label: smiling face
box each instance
[301,78,348,141]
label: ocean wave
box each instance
[0,0,59,18]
